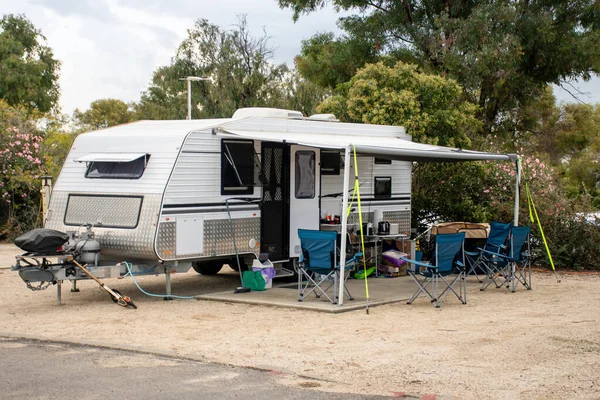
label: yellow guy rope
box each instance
[346,145,370,313]
[525,182,561,283]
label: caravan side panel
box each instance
[44,121,207,261]
[321,155,412,233]
[156,130,261,261]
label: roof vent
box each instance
[232,107,304,120]
[307,113,338,122]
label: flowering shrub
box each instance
[480,147,600,269]
[482,151,565,221]
[0,101,44,237]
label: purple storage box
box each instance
[381,250,408,267]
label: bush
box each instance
[531,214,600,270]
[412,148,600,270]
[483,153,600,270]
[0,101,44,239]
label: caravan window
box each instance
[374,157,392,165]
[320,150,341,175]
[374,176,392,199]
[295,151,316,199]
[221,139,255,195]
[85,155,149,179]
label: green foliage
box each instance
[0,100,43,238]
[318,61,480,147]
[40,117,76,181]
[73,99,135,131]
[536,103,600,163]
[279,0,600,134]
[296,32,379,89]
[412,162,493,230]
[530,213,600,270]
[0,14,61,113]
[134,62,190,120]
[282,70,330,116]
[528,102,600,207]
[553,105,600,158]
[564,155,600,208]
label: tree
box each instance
[552,104,600,162]
[296,32,379,89]
[135,16,290,119]
[134,62,190,120]
[317,61,487,227]
[282,70,330,116]
[279,0,600,134]
[0,14,61,113]
[551,104,600,204]
[318,61,480,147]
[73,99,135,131]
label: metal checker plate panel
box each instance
[45,191,160,260]
[348,212,374,225]
[383,210,411,233]
[65,195,142,228]
[156,221,176,258]
[156,217,260,260]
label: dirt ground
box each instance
[1,244,599,399]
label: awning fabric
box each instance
[74,153,148,163]
[216,128,517,162]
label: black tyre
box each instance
[192,261,224,275]
[228,258,249,273]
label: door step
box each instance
[270,259,295,278]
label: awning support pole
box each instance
[338,146,352,306]
[513,159,521,226]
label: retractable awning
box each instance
[216,119,521,306]
[216,128,517,162]
[74,153,148,163]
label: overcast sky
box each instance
[1,0,599,115]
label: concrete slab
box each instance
[197,275,482,313]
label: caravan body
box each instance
[44,109,412,275]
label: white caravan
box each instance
[43,108,412,280]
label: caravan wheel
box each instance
[192,261,224,275]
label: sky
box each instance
[1,0,599,115]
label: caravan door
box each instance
[289,145,320,258]
[260,142,290,262]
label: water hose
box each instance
[122,262,195,299]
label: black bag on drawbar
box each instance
[14,228,69,254]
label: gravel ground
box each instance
[1,243,599,399]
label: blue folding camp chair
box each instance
[465,221,512,282]
[509,226,532,291]
[480,226,531,292]
[297,229,362,303]
[401,233,466,308]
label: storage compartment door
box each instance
[289,145,320,257]
[176,215,204,256]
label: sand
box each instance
[1,243,599,399]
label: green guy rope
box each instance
[525,182,561,283]
[345,145,370,314]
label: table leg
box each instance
[375,238,379,277]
